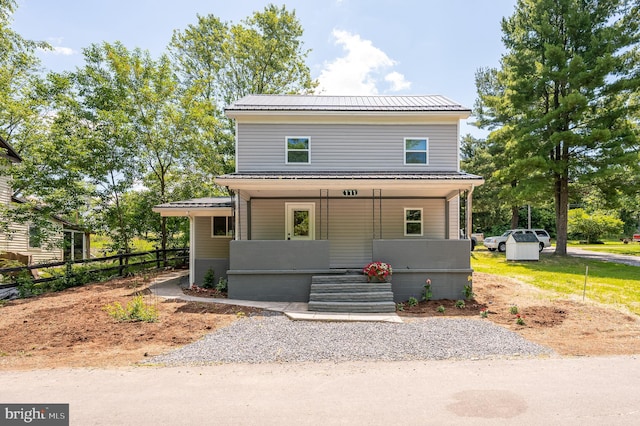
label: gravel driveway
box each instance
[149,314,553,365]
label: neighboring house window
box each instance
[404,138,428,164]
[28,224,41,248]
[404,208,423,236]
[212,216,234,237]
[286,137,310,164]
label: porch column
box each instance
[188,214,195,286]
[466,186,475,238]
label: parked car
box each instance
[484,229,551,253]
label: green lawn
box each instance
[471,248,640,315]
[567,240,640,256]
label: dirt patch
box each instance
[1,271,639,370]
[399,272,640,356]
[0,275,262,370]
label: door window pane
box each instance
[293,210,309,237]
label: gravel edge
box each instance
[147,314,554,366]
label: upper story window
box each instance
[404,138,428,165]
[212,216,234,237]
[404,208,423,236]
[286,137,310,164]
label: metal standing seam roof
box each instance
[153,197,234,209]
[216,171,484,181]
[225,94,471,112]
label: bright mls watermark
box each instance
[1,404,68,425]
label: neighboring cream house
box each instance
[154,95,484,303]
[1,136,89,264]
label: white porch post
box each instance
[466,186,475,239]
[188,214,195,287]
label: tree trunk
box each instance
[510,206,519,229]
[554,174,569,255]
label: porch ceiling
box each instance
[215,171,484,199]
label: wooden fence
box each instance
[0,248,189,289]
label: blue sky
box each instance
[11,0,518,137]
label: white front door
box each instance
[285,203,315,240]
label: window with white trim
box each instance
[211,216,234,237]
[404,208,423,236]
[404,138,428,165]
[286,137,310,164]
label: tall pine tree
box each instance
[476,0,640,254]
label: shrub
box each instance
[463,284,475,300]
[203,268,216,289]
[104,295,159,323]
[407,297,418,307]
[437,305,445,313]
[215,277,228,293]
[568,208,624,243]
[455,300,466,309]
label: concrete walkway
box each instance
[149,270,402,323]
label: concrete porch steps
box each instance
[308,275,396,313]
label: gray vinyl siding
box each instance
[193,216,230,258]
[379,199,446,239]
[236,123,458,172]
[327,199,373,268]
[246,197,447,268]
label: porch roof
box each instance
[152,197,234,217]
[215,171,484,198]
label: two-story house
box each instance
[154,95,483,304]
[1,136,89,264]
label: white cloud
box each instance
[315,29,411,95]
[38,37,77,56]
[385,71,411,91]
[49,46,76,56]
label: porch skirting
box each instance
[225,239,474,303]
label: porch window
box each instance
[212,216,234,237]
[404,208,423,236]
[286,137,310,164]
[404,138,428,164]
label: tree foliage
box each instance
[475,0,640,255]
[568,208,624,243]
[169,4,317,179]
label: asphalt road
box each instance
[565,247,640,267]
[1,356,639,425]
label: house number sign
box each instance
[342,190,358,197]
